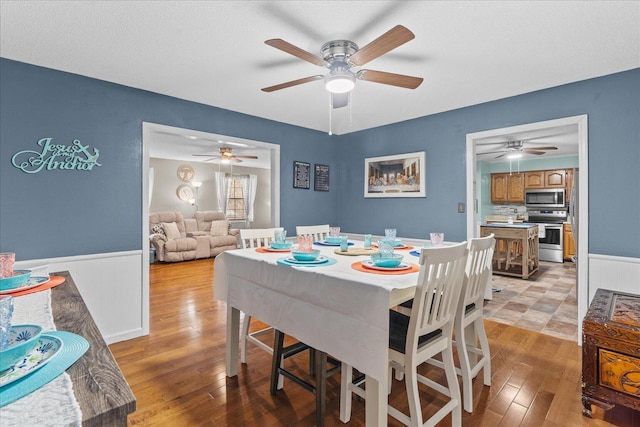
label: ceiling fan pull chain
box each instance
[328,94,333,135]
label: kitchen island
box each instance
[480,223,539,279]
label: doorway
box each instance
[140,122,281,336]
[465,114,589,343]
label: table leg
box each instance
[226,306,240,377]
[365,375,387,426]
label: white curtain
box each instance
[214,172,231,214]
[246,174,258,223]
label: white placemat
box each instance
[0,290,82,426]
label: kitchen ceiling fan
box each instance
[261,25,423,109]
[477,140,558,159]
[192,147,258,163]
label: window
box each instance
[225,175,246,220]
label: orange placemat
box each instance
[9,276,65,297]
[351,262,420,275]
[371,244,414,251]
[256,247,291,253]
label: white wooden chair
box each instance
[238,227,283,363]
[295,224,330,242]
[340,242,468,426]
[428,234,495,413]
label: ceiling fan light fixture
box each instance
[325,64,355,94]
[507,153,523,159]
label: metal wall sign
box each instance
[11,138,102,174]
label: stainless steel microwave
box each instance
[524,188,565,208]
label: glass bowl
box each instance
[370,253,404,268]
[291,249,320,261]
[325,236,342,244]
[0,324,43,372]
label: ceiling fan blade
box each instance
[525,146,558,150]
[523,149,546,155]
[233,155,259,160]
[494,153,509,159]
[477,151,508,155]
[357,69,423,89]
[332,93,349,109]
[193,154,219,157]
[261,75,323,92]
[265,39,328,67]
[349,25,415,66]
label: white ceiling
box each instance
[1,1,639,163]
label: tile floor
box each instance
[483,260,579,341]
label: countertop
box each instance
[481,222,539,228]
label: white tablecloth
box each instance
[214,245,418,382]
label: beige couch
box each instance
[149,211,239,262]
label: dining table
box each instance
[214,240,422,426]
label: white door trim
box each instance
[466,114,588,343]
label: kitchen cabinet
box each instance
[525,169,566,189]
[491,172,524,203]
[564,222,575,260]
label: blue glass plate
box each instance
[410,250,421,257]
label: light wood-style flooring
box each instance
[109,258,637,426]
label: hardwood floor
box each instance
[109,258,638,426]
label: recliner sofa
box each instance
[149,211,239,262]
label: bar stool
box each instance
[270,330,340,427]
[492,237,508,269]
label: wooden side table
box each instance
[582,288,640,417]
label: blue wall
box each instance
[1,59,638,260]
[336,69,640,258]
[0,58,340,259]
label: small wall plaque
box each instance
[293,161,310,189]
[314,164,330,191]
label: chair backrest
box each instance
[407,242,468,349]
[296,224,330,242]
[240,228,284,249]
[461,234,496,309]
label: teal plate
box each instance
[277,256,337,267]
[0,331,89,407]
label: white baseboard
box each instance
[588,253,640,301]
[15,251,144,345]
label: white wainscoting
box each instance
[14,251,143,345]
[588,254,640,301]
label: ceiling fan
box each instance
[261,25,423,108]
[192,147,258,163]
[477,140,558,159]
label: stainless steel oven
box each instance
[528,209,567,263]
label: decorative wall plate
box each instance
[176,184,194,201]
[177,164,195,182]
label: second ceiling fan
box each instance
[193,147,258,163]
[262,25,423,108]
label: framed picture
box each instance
[314,164,330,191]
[364,151,426,198]
[293,161,310,189]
